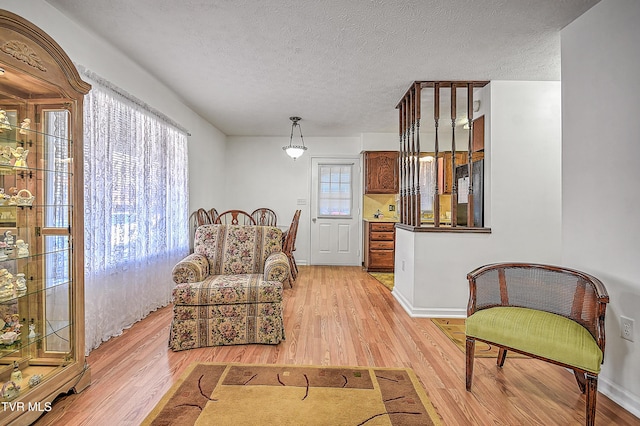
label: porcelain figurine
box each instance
[0,241,7,261]
[16,240,29,258]
[28,323,36,340]
[15,273,27,293]
[1,381,20,400]
[3,230,14,247]
[19,118,30,135]
[0,147,11,166]
[15,189,35,206]
[11,146,29,168]
[10,362,22,383]
[0,110,11,131]
[28,374,42,388]
[0,270,13,300]
[0,331,18,345]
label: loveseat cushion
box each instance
[194,225,284,276]
[173,274,282,306]
[466,306,603,373]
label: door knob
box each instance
[312,218,317,223]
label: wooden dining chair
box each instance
[191,208,213,240]
[214,209,256,225]
[251,208,277,226]
[208,207,220,224]
[282,209,301,285]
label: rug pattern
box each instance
[368,272,394,291]
[431,318,527,358]
[143,363,442,425]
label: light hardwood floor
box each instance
[33,266,638,426]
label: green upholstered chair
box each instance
[465,263,609,426]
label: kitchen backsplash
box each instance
[363,194,398,219]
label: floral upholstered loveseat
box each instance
[169,224,290,351]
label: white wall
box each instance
[561,0,640,417]
[394,81,563,316]
[225,135,361,265]
[361,132,397,151]
[0,0,227,214]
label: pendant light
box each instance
[283,116,307,160]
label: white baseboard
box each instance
[391,290,466,318]
[599,376,640,420]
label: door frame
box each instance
[308,155,362,266]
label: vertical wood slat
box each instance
[498,268,509,304]
[402,97,409,224]
[397,81,488,228]
[407,87,414,226]
[409,86,416,226]
[414,82,421,227]
[450,85,458,227]
[433,83,440,227]
[400,98,407,224]
[467,83,475,227]
[398,99,404,224]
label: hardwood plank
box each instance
[33,266,639,426]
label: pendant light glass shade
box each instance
[283,116,307,160]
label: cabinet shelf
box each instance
[0,279,72,305]
[0,322,72,358]
[0,123,71,145]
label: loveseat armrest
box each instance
[264,252,290,283]
[172,253,210,284]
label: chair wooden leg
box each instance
[288,256,297,280]
[497,347,508,367]
[466,337,475,391]
[574,369,587,394]
[585,373,598,426]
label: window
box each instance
[317,163,353,217]
[81,69,189,353]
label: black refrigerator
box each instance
[455,159,484,227]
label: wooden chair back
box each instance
[191,208,213,241]
[208,208,220,223]
[214,209,256,225]
[283,210,301,283]
[251,208,278,226]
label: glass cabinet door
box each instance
[0,100,74,392]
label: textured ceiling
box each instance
[46,0,599,137]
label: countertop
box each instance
[363,217,399,223]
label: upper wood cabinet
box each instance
[472,115,485,152]
[0,9,91,425]
[363,151,399,194]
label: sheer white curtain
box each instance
[82,74,189,354]
[419,157,436,213]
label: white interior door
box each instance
[310,157,361,265]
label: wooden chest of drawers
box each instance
[364,221,396,272]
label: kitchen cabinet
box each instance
[363,151,398,194]
[363,221,395,272]
[437,152,468,194]
[472,116,484,152]
[0,10,91,425]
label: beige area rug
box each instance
[142,363,442,426]
[431,318,527,359]
[368,272,394,291]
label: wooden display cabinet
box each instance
[0,10,90,425]
[363,151,399,194]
